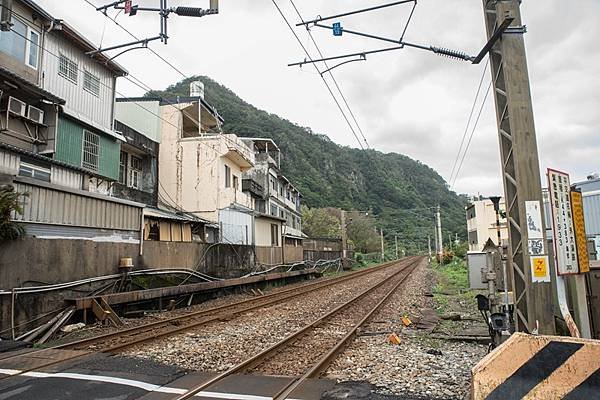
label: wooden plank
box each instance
[37,307,75,345]
[70,269,321,310]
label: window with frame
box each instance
[19,157,50,182]
[270,224,279,246]
[26,28,39,69]
[233,175,239,190]
[59,53,78,83]
[82,130,100,171]
[270,204,278,217]
[118,151,128,185]
[130,155,142,189]
[83,70,100,96]
[224,165,231,188]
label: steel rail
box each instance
[273,259,421,399]
[172,258,420,400]
[0,259,411,380]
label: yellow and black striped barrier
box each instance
[471,332,600,399]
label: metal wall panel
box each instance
[55,116,83,166]
[0,149,19,174]
[22,223,140,242]
[55,116,120,180]
[583,193,600,236]
[41,33,115,133]
[51,165,83,189]
[13,181,141,231]
[219,208,253,245]
[115,101,162,143]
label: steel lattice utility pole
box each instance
[482,0,554,334]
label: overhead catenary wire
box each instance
[451,78,493,189]
[448,57,489,185]
[270,0,365,150]
[289,0,371,150]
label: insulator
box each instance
[431,46,472,62]
[173,7,212,17]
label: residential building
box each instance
[0,0,143,242]
[145,87,256,244]
[41,20,127,194]
[242,138,304,263]
[465,197,508,251]
[115,97,219,244]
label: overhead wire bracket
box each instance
[89,0,219,58]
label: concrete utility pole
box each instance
[380,228,385,261]
[395,235,399,260]
[340,209,348,268]
[428,235,432,261]
[482,0,554,334]
[435,206,443,260]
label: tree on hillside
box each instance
[346,211,380,253]
[301,206,341,238]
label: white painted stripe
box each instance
[0,368,302,400]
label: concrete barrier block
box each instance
[471,332,600,399]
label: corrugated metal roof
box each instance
[144,207,216,226]
[0,65,65,104]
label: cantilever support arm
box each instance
[471,16,515,64]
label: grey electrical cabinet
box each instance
[467,251,487,290]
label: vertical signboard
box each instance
[571,190,590,273]
[525,200,550,282]
[547,169,579,275]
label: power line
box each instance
[289,0,370,150]
[451,78,493,189]
[448,57,489,185]
[270,0,365,150]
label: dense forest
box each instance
[147,76,469,253]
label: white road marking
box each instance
[0,369,302,400]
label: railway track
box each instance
[0,257,415,381]
[173,257,422,400]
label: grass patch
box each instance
[431,258,471,315]
[432,259,468,294]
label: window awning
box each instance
[61,107,127,142]
[0,66,65,105]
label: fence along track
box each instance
[173,257,422,400]
[0,258,414,381]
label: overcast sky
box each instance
[36,0,600,196]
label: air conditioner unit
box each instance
[27,105,44,124]
[8,96,26,117]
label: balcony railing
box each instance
[242,178,264,198]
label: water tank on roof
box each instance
[190,81,205,99]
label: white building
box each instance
[465,197,509,251]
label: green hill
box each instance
[147,76,468,253]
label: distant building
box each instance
[241,138,304,263]
[465,197,508,251]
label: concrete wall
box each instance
[0,237,258,333]
[255,245,303,265]
[256,217,281,247]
